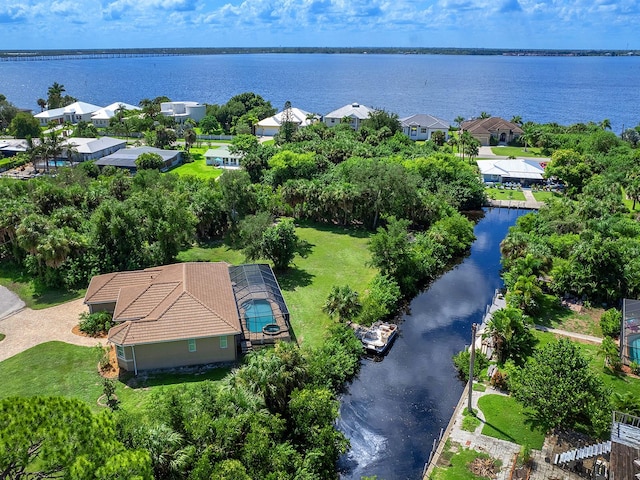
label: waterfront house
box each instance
[204,145,242,167]
[255,106,319,137]
[95,146,182,172]
[91,102,140,128]
[34,101,103,127]
[461,117,523,146]
[84,262,291,374]
[477,159,546,185]
[400,114,450,141]
[0,139,30,158]
[323,102,374,130]
[160,101,206,124]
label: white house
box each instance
[204,145,242,168]
[91,102,140,128]
[160,101,206,124]
[323,102,374,130]
[400,114,450,141]
[34,101,103,127]
[255,107,319,137]
[477,159,546,185]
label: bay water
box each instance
[2,54,639,132]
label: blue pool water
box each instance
[630,335,640,363]
[244,300,275,333]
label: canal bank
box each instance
[338,208,532,479]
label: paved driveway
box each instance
[0,291,105,362]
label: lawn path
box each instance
[0,298,104,362]
[534,324,602,345]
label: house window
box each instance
[220,336,228,349]
[188,339,197,352]
[116,345,125,359]
[421,128,427,134]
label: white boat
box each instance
[361,322,398,354]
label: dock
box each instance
[485,189,543,210]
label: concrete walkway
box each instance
[534,325,603,345]
[0,296,105,362]
[424,383,582,480]
[0,285,25,320]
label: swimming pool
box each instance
[243,300,275,333]
[629,335,640,364]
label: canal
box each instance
[338,207,529,479]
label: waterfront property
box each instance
[255,106,319,136]
[400,114,450,141]
[90,102,140,128]
[160,101,206,124]
[84,262,290,374]
[61,137,127,163]
[34,101,103,127]
[620,298,640,366]
[323,102,374,130]
[477,159,546,185]
[95,146,182,172]
[462,117,523,146]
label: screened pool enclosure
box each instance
[229,264,291,345]
[621,298,640,366]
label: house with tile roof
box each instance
[34,101,103,127]
[255,106,319,137]
[400,114,450,141]
[323,102,374,130]
[91,102,140,128]
[461,117,524,146]
[85,262,290,373]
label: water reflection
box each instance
[338,207,529,479]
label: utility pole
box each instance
[467,323,477,414]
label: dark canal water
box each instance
[337,207,529,480]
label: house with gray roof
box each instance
[400,114,450,141]
[204,145,242,168]
[323,102,374,130]
[62,137,127,162]
[477,159,546,185]
[95,146,182,172]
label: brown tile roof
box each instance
[84,268,164,304]
[461,117,524,135]
[86,262,242,346]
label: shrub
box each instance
[453,349,489,381]
[78,311,113,336]
[359,274,402,326]
[600,308,622,338]
[490,370,509,391]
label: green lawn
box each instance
[431,445,500,480]
[531,190,562,202]
[490,146,545,158]
[177,222,376,348]
[0,261,85,309]
[0,342,230,412]
[484,187,526,201]
[534,294,604,337]
[169,147,223,180]
[477,394,546,449]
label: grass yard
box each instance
[477,394,546,449]
[531,190,562,202]
[0,342,230,412]
[490,146,545,158]
[0,261,84,309]
[178,222,376,349]
[484,187,526,201]
[168,147,223,180]
[534,294,604,337]
[431,444,501,480]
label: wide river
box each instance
[338,207,527,479]
[1,54,639,132]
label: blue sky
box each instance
[1,0,638,50]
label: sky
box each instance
[0,0,639,51]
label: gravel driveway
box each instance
[0,291,106,362]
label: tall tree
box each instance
[46,82,66,109]
[323,285,362,323]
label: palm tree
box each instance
[184,128,196,152]
[599,118,611,130]
[323,285,361,323]
[508,274,543,315]
[510,115,523,126]
[47,82,65,109]
[454,115,465,130]
[479,111,491,119]
[37,98,47,112]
